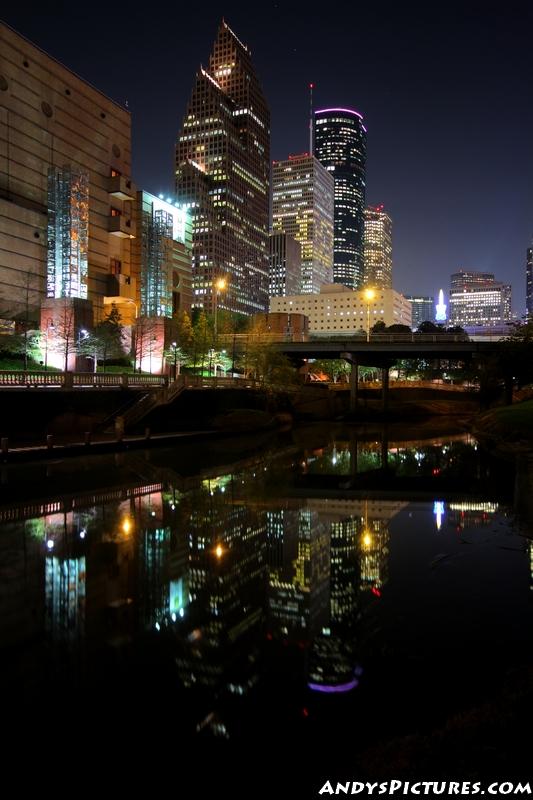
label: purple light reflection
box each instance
[307,678,359,693]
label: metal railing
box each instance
[308,333,471,343]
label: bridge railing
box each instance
[0,371,168,388]
[308,333,471,343]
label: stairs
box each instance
[107,376,186,433]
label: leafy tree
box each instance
[387,324,411,334]
[417,320,444,333]
[371,320,387,333]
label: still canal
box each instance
[0,423,531,785]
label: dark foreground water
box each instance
[0,423,531,790]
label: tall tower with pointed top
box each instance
[175,21,270,315]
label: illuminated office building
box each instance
[175,20,270,316]
[449,270,511,328]
[527,244,533,319]
[269,232,301,297]
[405,295,435,329]
[363,205,392,289]
[271,154,334,294]
[314,108,367,289]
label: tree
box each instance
[387,324,411,334]
[80,304,126,371]
[49,303,77,371]
[371,320,387,333]
[310,358,351,383]
[417,320,444,333]
[191,310,212,374]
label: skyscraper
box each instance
[527,244,533,319]
[314,108,366,288]
[175,21,270,316]
[271,154,334,294]
[268,232,301,297]
[405,295,436,329]
[363,205,392,288]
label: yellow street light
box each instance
[364,288,376,342]
[215,543,224,559]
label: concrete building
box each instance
[272,153,334,294]
[0,21,137,334]
[270,283,412,334]
[175,20,270,316]
[449,270,511,329]
[363,205,392,289]
[314,108,366,289]
[269,232,301,297]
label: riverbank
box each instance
[472,399,533,453]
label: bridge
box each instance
[274,334,500,412]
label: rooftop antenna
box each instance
[309,83,314,154]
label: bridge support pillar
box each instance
[349,358,358,413]
[381,366,390,412]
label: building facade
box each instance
[363,205,392,289]
[268,232,301,297]
[175,20,270,317]
[313,108,366,289]
[0,22,137,330]
[449,270,511,329]
[271,154,334,294]
[270,283,412,333]
[527,245,533,319]
[405,295,435,329]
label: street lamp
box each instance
[171,341,180,380]
[364,288,376,342]
[213,277,226,338]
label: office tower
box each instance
[363,205,392,288]
[449,270,512,328]
[272,154,334,294]
[527,244,533,319]
[268,232,301,297]
[405,295,435,329]
[270,283,412,332]
[314,108,367,288]
[175,21,270,316]
[0,21,137,334]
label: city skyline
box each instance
[2,3,532,311]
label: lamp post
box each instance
[171,341,179,380]
[213,277,226,339]
[364,288,376,342]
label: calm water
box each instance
[0,425,531,783]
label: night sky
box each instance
[4,1,533,310]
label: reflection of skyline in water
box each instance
[0,432,530,742]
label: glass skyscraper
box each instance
[175,21,270,316]
[314,108,367,289]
